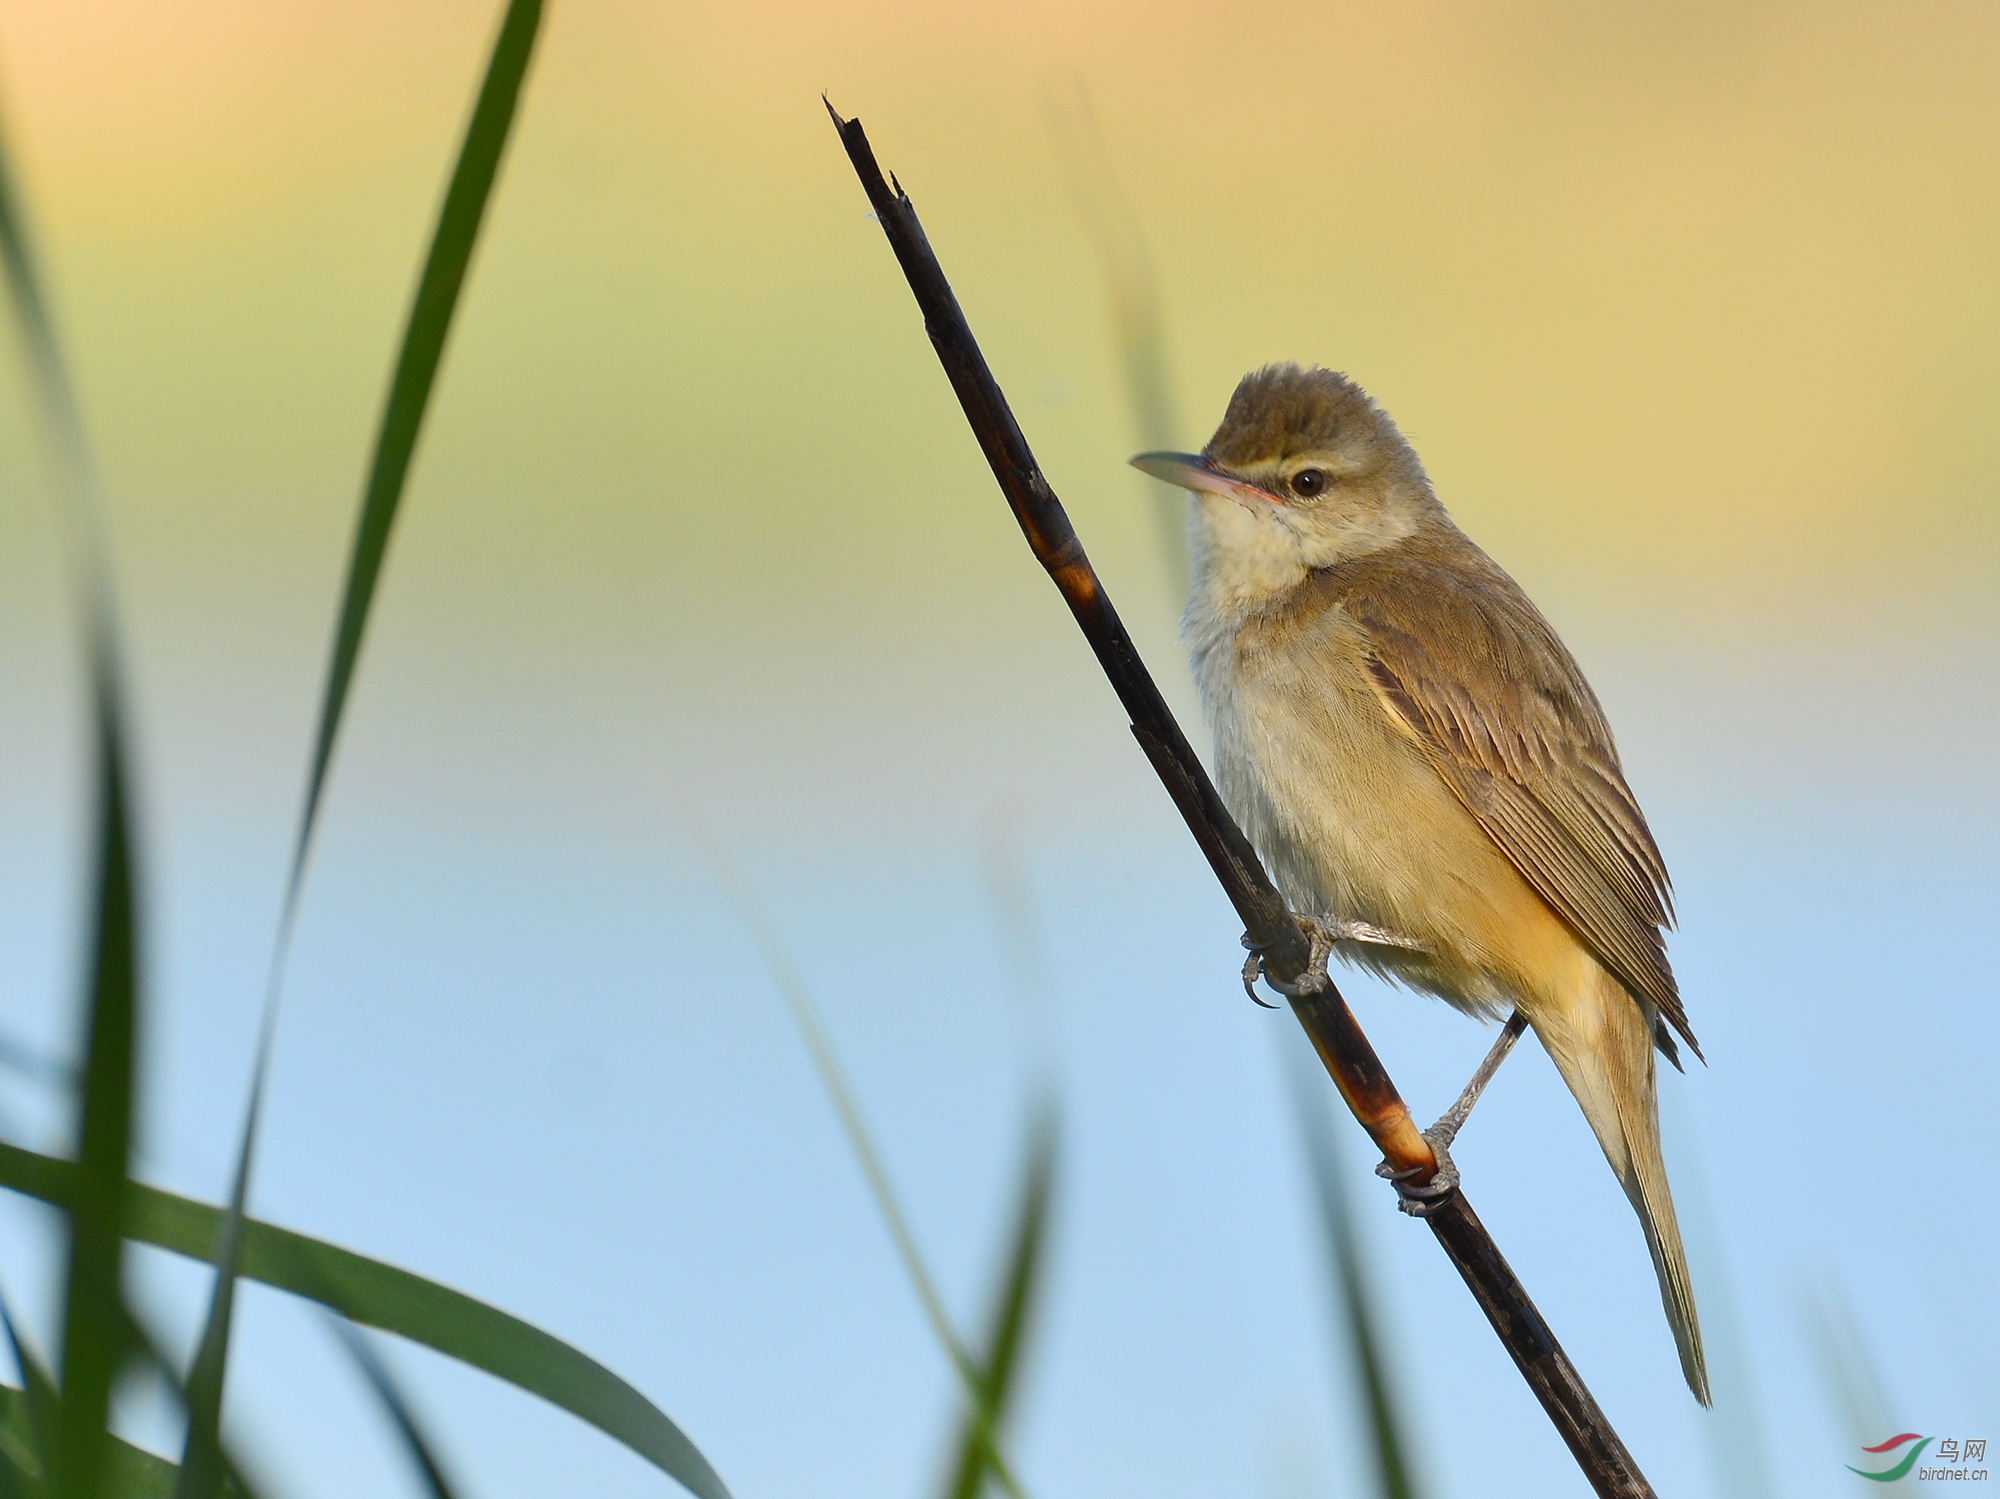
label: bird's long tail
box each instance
[1532,961,1710,1405]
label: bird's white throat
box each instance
[1183,491,1310,630]
[1182,485,1429,649]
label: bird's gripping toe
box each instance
[1375,1012,1529,1217]
[1241,914,1426,1007]
[1377,1127,1461,1217]
[1239,919,1334,1006]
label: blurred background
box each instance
[0,0,1994,1494]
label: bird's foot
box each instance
[1278,915,1344,996]
[1240,917,1336,1005]
[1373,1012,1529,1217]
[1376,1126,1461,1218]
[1240,914,1426,1007]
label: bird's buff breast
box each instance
[1190,597,1558,1018]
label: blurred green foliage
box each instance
[0,3,732,1495]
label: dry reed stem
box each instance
[827,101,1657,1499]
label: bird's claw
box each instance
[1376,1126,1460,1218]
[1240,943,1281,1008]
[1242,914,1426,1007]
[1240,917,1337,1006]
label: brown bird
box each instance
[1133,363,1708,1404]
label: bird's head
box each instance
[1133,364,1438,592]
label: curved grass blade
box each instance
[696,832,1031,1499]
[52,659,141,1499]
[0,1142,730,1499]
[0,1284,60,1494]
[0,69,148,1499]
[5,685,139,1499]
[326,1320,461,1499]
[293,0,543,887]
[0,1380,257,1499]
[179,5,544,1493]
[114,1314,261,1499]
[9,1228,267,1499]
[0,1386,182,1499]
[0,1382,41,1499]
[1283,1040,1423,1499]
[935,1103,1056,1499]
[942,810,1062,1499]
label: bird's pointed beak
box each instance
[1129,451,1283,506]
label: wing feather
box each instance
[1334,550,1699,1059]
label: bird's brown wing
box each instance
[1330,549,1699,1059]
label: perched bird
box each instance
[1133,364,1708,1404]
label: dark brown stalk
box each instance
[826,102,1657,1499]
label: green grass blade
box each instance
[935,1104,1056,1499]
[88,1425,177,1499]
[1283,1041,1423,1499]
[696,833,1032,1499]
[0,1388,179,1499]
[0,1380,260,1499]
[0,62,151,1499]
[326,1321,462,1499]
[0,1143,730,1499]
[112,1316,258,1499]
[179,5,544,1490]
[1,1284,60,1494]
[0,1381,42,1499]
[51,661,141,1499]
[292,0,542,880]
[170,1145,248,1499]
[940,811,1063,1499]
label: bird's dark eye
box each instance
[1289,468,1328,497]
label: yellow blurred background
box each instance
[4,0,1996,640]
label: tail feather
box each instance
[1532,963,1710,1405]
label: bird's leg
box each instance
[1241,913,1427,1008]
[1377,1010,1530,1217]
[1429,1009,1530,1148]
